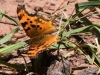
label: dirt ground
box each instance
[0,0,100,75]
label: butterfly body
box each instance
[17,5,58,57]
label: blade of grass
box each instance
[62,25,93,37]
[83,45,100,65]
[85,55,94,64]
[1,12,19,26]
[0,41,26,56]
[50,43,69,49]
[93,25,100,39]
[76,1,100,8]
[93,52,100,64]
[0,11,6,20]
[60,17,73,32]
[0,27,19,44]
[75,1,100,25]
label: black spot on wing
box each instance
[27,18,30,20]
[25,27,30,31]
[40,27,42,29]
[37,25,40,27]
[21,22,28,27]
[31,24,36,28]
[30,21,32,23]
[36,25,42,29]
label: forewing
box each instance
[17,5,57,38]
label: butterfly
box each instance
[17,5,58,57]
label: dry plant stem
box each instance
[52,0,65,14]
[95,38,100,55]
[12,34,26,39]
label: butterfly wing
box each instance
[28,34,58,57]
[17,5,58,57]
[17,5,57,38]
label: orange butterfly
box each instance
[17,5,58,57]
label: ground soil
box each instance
[0,0,100,75]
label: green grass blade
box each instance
[0,11,6,20]
[88,0,100,1]
[75,1,100,25]
[50,43,69,49]
[93,53,100,63]
[0,27,19,44]
[85,55,94,64]
[1,12,19,26]
[60,17,73,32]
[0,41,26,56]
[62,25,93,37]
[0,13,3,20]
[76,1,100,8]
